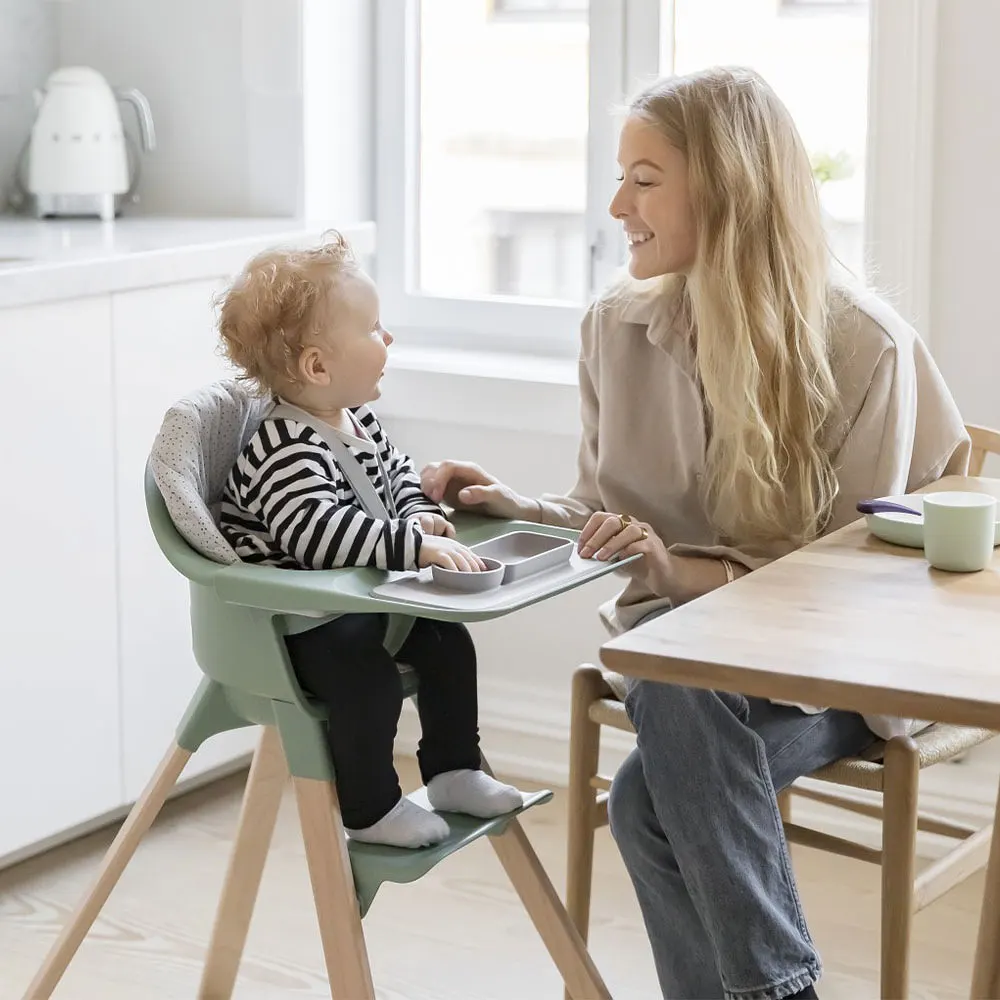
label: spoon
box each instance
[856,499,921,517]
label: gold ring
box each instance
[617,513,633,532]
[638,525,649,541]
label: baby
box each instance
[217,232,524,848]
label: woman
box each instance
[421,68,969,1000]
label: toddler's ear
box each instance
[299,346,331,385]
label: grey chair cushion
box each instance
[149,379,271,564]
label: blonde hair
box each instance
[216,230,357,395]
[629,67,838,546]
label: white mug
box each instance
[922,491,997,572]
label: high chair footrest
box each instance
[349,787,553,916]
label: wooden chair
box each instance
[968,423,1000,476]
[565,424,1000,1000]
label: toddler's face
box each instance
[311,270,393,409]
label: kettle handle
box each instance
[114,87,156,153]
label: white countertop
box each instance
[0,216,376,309]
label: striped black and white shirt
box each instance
[220,405,442,571]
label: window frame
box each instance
[373,0,937,355]
[489,208,588,300]
[374,0,658,355]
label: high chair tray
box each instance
[213,517,637,623]
[371,526,634,612]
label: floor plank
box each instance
[0,757,983,999]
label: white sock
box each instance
[346,796,449,849]
[426,769,525,818]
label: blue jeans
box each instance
[609,678,874,1000]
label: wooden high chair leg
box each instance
[491,818,612,1000]
[199,726,288,999]
[482,752,611,1000]
[291,776,374,1000]
[23,743,192,1000]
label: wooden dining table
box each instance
[600,475,1000,999]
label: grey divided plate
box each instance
[431,556,505,593]
[471,531,574,583]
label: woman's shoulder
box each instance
[828,283,918,357]
[826,283,922,389]
[825,281,968,485]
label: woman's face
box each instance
[609,116,698,279]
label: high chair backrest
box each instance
[149,378,272,565]
[146,379,417,734]
[145,381,326,711]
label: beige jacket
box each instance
[536,282,970,738]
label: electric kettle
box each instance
[25,66,156,221]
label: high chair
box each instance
[24,381,611,1000]
[565,420,1000,1000]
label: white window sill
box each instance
[378,345,582,435]
[388,345,577,384]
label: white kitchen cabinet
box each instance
[0,219,377,864]
[112,279,259,800]
[0,297,122,858]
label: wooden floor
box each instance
[0,756,986,1000]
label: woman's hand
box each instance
[420,460,534,520]
[579,511,746,604]
[578,511,675,597]
[412,512,456,538]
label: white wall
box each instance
[48,0,369,220]
[0,0,57,212]
[56,0,303,217]
[930,0,1000,442]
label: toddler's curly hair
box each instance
[216,230,357,395]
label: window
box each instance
[663,0,870,279]
[415,2,589,304]
[490,210,587,301]
[375,1,930,352]
[375,0,641,353]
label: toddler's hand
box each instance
[418,535,488,573]
[413,512,456,538]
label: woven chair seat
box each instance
[812,725,996,791]
[593,667,996,793]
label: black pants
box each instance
[285,614,481,829]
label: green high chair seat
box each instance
[23,381,611,1000]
